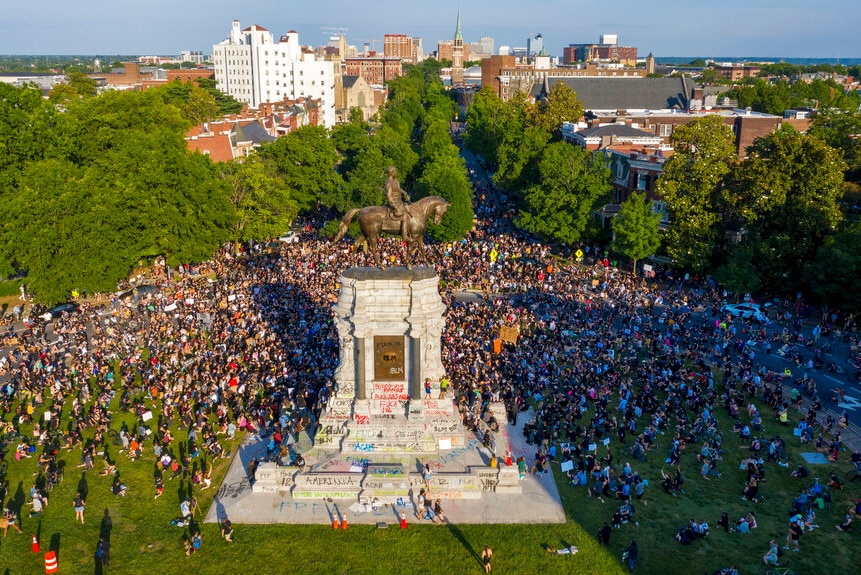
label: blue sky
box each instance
[1,0,858,59]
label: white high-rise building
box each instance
[212,20,336,128]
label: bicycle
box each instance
[766,567,799,575]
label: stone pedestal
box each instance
[248,267,525,503]
[315,267,464,454]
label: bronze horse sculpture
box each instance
[331,196,449,268]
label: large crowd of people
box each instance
[0,158,859,571]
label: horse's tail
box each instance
[331,208,361,243]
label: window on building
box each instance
[637,174,649,191]
[659,124,672,137]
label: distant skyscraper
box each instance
[480,37,494,57]
[527,34,543,59]
[451,10,464,84]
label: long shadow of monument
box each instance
[445,520,482,568]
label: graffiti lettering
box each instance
[216,478,250,499]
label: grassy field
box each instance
[1,378,860,574]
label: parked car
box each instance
[720,303,770,323]
[277,231,301,244]
[50,302,80,315]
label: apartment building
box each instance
[383,34,423,63]
[211,20,336,127]
[344,57,403,86]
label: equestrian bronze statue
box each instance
[331,168,449,268]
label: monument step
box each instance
[494,484,524,494]
[341,437,438,454]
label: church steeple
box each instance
[451,10,464,85]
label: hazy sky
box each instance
[1,0,858,59]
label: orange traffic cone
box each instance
[333,516,340,529]
[32,534,40,553]
[342,516,348,530]
[400,511,407,529]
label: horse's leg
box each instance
[403,239,412,270]
[418,236,430,266]
[368,233,382,268]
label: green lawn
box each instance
[1,385,860,574]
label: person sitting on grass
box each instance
[111,477,127,497]
[790,464,809,478]
[741,478,759,502]
[675,524,693,545]
[762,539,779,566]
[835,514,852,532]
[736,512,756,534]
[1,508,23,536]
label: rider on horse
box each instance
[386,166,412,237]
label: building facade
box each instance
[383,34,422,63]
[344,57,403,86]
[211,20,336,127]
[562,35,638,66]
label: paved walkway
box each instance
[204,407,566,526]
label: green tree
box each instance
[656,115,738,272]
[528,82,583,136]
[464,86,518,169]
[220,155,298,242]
[734,126,845,295]
[259,125,344,212]
[809,95,861,179]
[341,141,389,211]
[715,248,760,297]
[1,87,237,302]
[195,77,243,115]
[414,153,474,242]
[517,142,612,244]
[611,192,662,275]
[0,83,69,193]
[180,85,219,126]
[331,114,372,175]
[48,71,98,107]
[805,224,861,311]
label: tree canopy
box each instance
[611,192,662,275]
[0,83,236,302]
[517,142,611,245]
[655,115,738,273]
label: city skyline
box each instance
[1,0,858,60]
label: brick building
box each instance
[437,40,470,63]
[166,69,214,84]
[383,34,421,63]
[344,57,403,85]
[562,35,638,66]
[715,64,761,81]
